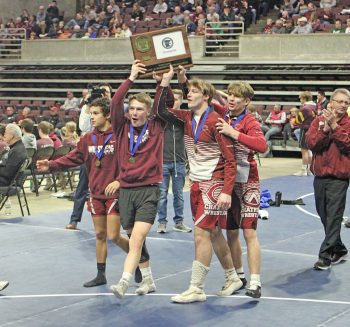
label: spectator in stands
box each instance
[20,9,30,23]
[109,0,121,14]
[291,16,312,34]
[262,104,287,144]
[316,90,329,115]
[258,0,270,18]
[320,0,336,8]
[36,5,48,25]
[0,124,10,158]
[0,106,17,124]
[331,19,345,34]
[39,18,59,38]
[318,7,335,25]
[180,0,193,12]
[121,23,132,38]
[0,124,27,187]
[184,12,197,34]
[280,0,295,17]
[47,1,59,21]
[65,12,85,29]
[61,121,79,147]
[272,19,286,33]
[114,26,125,38]
[303,2,317,21]
[153,0,168,14]
[282,107,300,147]
[70,25,83,39]
[247,104,263,124]
[293,91,316,176]
[15,107,31,124]
[47,106,62,130]
[61,91,80,112]
[37,121,54,150]
[48,123,62,149]
[262,18,274,34]
[346,19,350,34]
[162,17,174,28]
[294,0,308,16]
[131,3,144,22]
[196,20,206,35]
[21,119,37,149]
[168,0,181,12]
[84,10,98,29]
[309,12,322,32]
[172,6,185,25]
[207,6,220,22]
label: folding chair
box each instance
[0,158,31,216]
[50,145,74,191]
[30,147,55,196]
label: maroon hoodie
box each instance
[111,79,167,188]
[49,127,118,199]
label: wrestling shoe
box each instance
[110,280,129,299]
[217,278,243,296]
[246,285,261,298]
[171,286,206,303]
[135,277,156,295]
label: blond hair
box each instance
[227,81,254,99]
[299,91,313,103]
[128,92,152,109]
[64,121,79,142]
[188,79,216,104]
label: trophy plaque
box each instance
[130,25,193,76]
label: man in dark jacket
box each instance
[306,88,350,270]
[157,88,192,234]
[0,124,27,187]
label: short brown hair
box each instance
[21,118,34,133]
[128,93,152,109]
[227,81,254,99]
[90,97,111,116]
[188,79,216,104]
[38,121,51,135]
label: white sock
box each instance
[121,272,132,284]
[224,268,239,280]
[190,260,209,290]
[236,266,245,279]
[250,274,261,288]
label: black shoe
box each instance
[83,275,107,287]
[331,252,348,265]
[345,220,350,228]
[239,277,247,290]
[246,285,261,298]
[135,266,143,283]
[314,259,331,270]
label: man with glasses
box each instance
[306,88,350,270]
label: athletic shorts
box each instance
[119,185,160,230]
[227,181,260,230]
[299,129,309,149]
[190,180,227,230]
[87,197,119,216]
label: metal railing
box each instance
[0,28,26,60]
[204,21,244,56]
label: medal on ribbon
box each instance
[92,133,113,168]
[192,107,210,154]
[227,109,247,128]
[129,122,148,163]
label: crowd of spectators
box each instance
[261,0,350,34]
[0,0,296,40]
